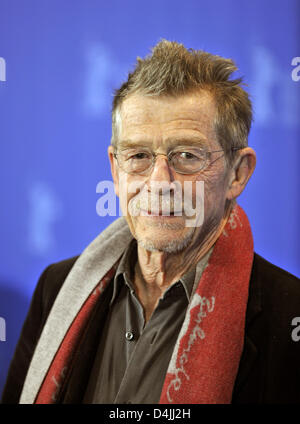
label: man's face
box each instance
[108,91,232,253]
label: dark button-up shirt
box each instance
[83,239,209,404]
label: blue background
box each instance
[0,0,299,398]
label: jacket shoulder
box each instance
[252,253,299,285]
[250,253,300,327]
[251,253,300,308]
[40,256,79,313]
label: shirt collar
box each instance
[110,239,137,305]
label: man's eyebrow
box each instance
[118,137,209,149]
[118,140,152,149]
[164,137,208,147]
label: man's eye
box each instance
[130,152,150,160]
[177,151,199,160]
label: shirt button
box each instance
[125,331,134,341]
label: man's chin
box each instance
[136,227,195,254]
[135,214,188,230]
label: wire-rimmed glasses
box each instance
[113,145,242,175]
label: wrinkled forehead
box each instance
[118,91,218,148]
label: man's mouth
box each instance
[139,208,182,217]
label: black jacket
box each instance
[1,253,300,404]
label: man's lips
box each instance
[139,208,183,216]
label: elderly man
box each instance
[2,40,300,404]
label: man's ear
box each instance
[226,147,256,201]
[108,145,119,197]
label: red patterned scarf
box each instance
[35,204,253,404]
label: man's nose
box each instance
[148,154,174,184]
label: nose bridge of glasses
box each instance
[153,151,170,163]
